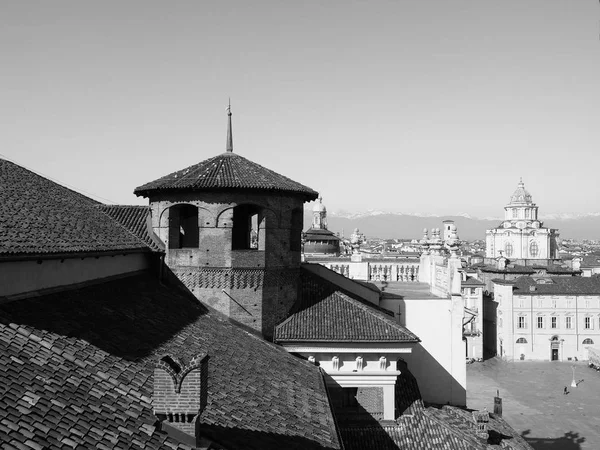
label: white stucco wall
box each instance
[380,295,466,406]
[0,253,151,297]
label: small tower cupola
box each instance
[134,105,318,339]
[312,196,327,230]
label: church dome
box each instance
[509,179,533,204]
[313,196,326,213]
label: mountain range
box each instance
[303,210,600,241]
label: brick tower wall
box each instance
[150,191,304,339]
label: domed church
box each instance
[485,179,559,264]
[302,196,341,256]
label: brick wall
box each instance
[153,354,208,437]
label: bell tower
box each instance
[134,106,318,339]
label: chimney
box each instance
[472,409,490,439]
[153,353,209,440]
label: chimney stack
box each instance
[153,353,209,439]
[472,409,490,439]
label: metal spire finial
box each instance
[226,99,233,153]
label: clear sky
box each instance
[1,1,599,218]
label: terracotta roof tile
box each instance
[0,273,341,450]
[509,276,600,295]
[98,205,164,252]
[0,159,149,258]
[134,152,319,201]
[274,270,419,343]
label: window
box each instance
[566,299,572,308]
[552,299,557,309]
[529,241,539,258]
[505,241,514,258]
[551,317,557,329]
[537,316,544,329]
[232,205,261,250]
[517,316,527,329]
[498,318,503,328]
[583,338,594,345]
[585,299,590,308]
[519,297,524,308]
[516,337,528,344]
[566,316,572,329]
[585,317,592,329]
[168,204,199,249]
[290,208,303,252]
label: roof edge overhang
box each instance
[0,247,155,263]
[275,338,421,345]
[134,185,319,202]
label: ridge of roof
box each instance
[134,152,319,201]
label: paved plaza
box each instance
[467,357,600,450]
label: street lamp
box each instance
[571,364,577,388]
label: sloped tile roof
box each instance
[510,276,600,296]
[0,273,341,450]
[0,159,149,257]
[98,205,164,252]
[134,152,319,201]
[274,270,419,343]
[340,407,532,450]
[462,276,485,287]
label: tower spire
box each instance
[226,99,233,153]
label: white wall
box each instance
[380,295,466,406]
[0,253,150,297]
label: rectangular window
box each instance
[537,317,544,329]
[552,299,557,309]
[585,317,591,329]
[566,317,572,329]
[551,317,557,329]
[567,299,572,309]
[585,299,590,309]
[519,298,524,308]
[518,316,526,329]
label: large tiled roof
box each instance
[0,273,341,450]
[134,152,319,201]
[581,255,600,268]
[462,276,485,287]
[337,367,532,450]
[508,276,600,296]
[98,205,164,252]
[478,264,577,275]
[0,159,150,258]
[274,270,419,343]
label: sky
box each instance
[1,1,599,218]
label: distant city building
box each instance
[485,179,560,265]
[302,196,341,256]
[493,276,600,362]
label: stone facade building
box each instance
[485,179,559,265]
[493,276,600,362]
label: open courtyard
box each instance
[467,357,600,450]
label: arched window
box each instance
[290,208,303,252]
[516,338,527,344]
[505,241,513,258]
[232,205,261,250]
[168,204,199,249]
[530,241,539,258]
[583,338,594,345]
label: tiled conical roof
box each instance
[134,152,319,200]
[135,106,318,200]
